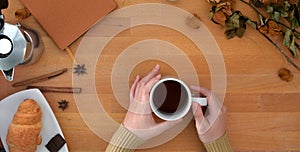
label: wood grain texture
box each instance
[0,0,299,151]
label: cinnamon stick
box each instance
[27,86,81,94]
[12,68,68,87]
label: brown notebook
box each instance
[20,0,117,50]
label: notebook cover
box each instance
[20,0,117,50]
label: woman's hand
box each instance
[123,64,182,141]
[191,86,227,144]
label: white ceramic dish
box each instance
[0,89,68,152]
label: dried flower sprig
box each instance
[208,0,300,71]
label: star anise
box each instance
[73,64,87,76]
[58,100,69,111]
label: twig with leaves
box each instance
[208,0,300,71]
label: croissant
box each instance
[6,99,42,152]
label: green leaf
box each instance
[236,27,246,38]
[284,1,291,11]
[209,11,214,20]
[225,29,237,39]
[290,17,299,29]
[266,5,274,14]
[224,11,248,39]
[246,19,257,29]
[273,11,281,22]
[225,12,241,39]
[209,6,217,21]
[281,11,288,18]
[215,6,223,12]
[283,29,298,57]
[289,35,298,57]
[237,16,247,37]
[226,12,240,29]
[283,29,292,47]
[287,9,300,29]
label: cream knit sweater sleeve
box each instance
[105,125,144,152]
[105,125,233,152]
[204,133,233,152]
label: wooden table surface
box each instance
[1,0,300,151]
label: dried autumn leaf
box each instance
[267,20,281,36]
[278,68,293,82]
[221,7,233,16]
[212,11,227,26]
[258,24,268,34]
[15,8,31,21]
[216,2,233,16]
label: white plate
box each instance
[0,89,68,152]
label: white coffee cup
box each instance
[150,78,207,121]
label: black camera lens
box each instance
[0,34,13,58]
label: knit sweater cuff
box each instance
[204,133,233,152]
[105,125,144,152]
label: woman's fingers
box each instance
[192,102,204,122]
[190,85,201,92]
[139,64,160,84]
[190,85,212,96]
[130,75,140,99]
[134,65,161,102]
[145,74,161,92]
[137,74,161,102]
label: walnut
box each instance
[278,68,293,82]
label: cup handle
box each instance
[192,97,207,106]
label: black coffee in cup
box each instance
[152,80,189,114]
